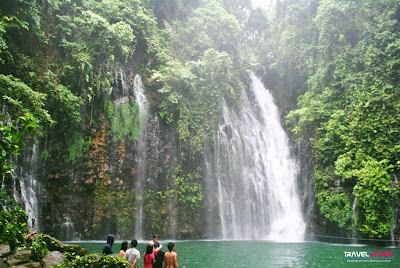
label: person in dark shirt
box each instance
[102,234,115,255]
[153,241,165,268]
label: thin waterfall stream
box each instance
[205,74,305,241]
[132,74,149,239]
[13,143,40,232]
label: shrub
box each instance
[58,254,130,268]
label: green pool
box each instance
[66,240,399,267]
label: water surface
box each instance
[69,240,399,267]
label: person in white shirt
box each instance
[125,239,140,268]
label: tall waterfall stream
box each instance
[204,74,305,241]
[132,74,149,240]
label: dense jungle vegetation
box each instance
[1,0,399,247]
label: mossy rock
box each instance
[41,234,87,256]
[62,244,87,256]
[41,234,63,251]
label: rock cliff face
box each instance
[33,70,181,241]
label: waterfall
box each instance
[132,74,149,239]
[351,196,357,243]
[204,74,305,242]
[61,215,76,241]
[114,68,130,106]
[13,143,40,232]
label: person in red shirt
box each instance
[143,244,155,268]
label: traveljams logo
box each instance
[344,251,394,263]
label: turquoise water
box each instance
[68,240,399,267]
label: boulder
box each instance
[42,251,65,268]
[6,250,32,266]
[0,245,10,257]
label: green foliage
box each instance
[0,189,28,251]
[156,48,243,152]
[148,0,247,155]
[173,165,203,232]
[145,0,201,21]
[93,181,136,236]
[43,71,83,132]
[315,188,352,229]
[106,100,140,142]
[177,1,242,59]
[353,158,394,238]
[0,74,53,128]
[59,253,130,268]
[0,20,7,63]
[66,133,91,163]
[57,2,136,65]
[143,188,175,236]
[0,114,37,181]
[30,234,49,261]
[0,0,39,64]
[53,0,162,99]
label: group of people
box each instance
[102,234,179,268]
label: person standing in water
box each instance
[149,235,161,247]
[102,234,115,255]
[125,239,140,268]
[163,242,178,268]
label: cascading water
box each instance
[114,68,130,106]
[351,196,358,242]
[204,74,305,242]
[61,215,76,241]
[13,143,40,231]
[132,74,149,239]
